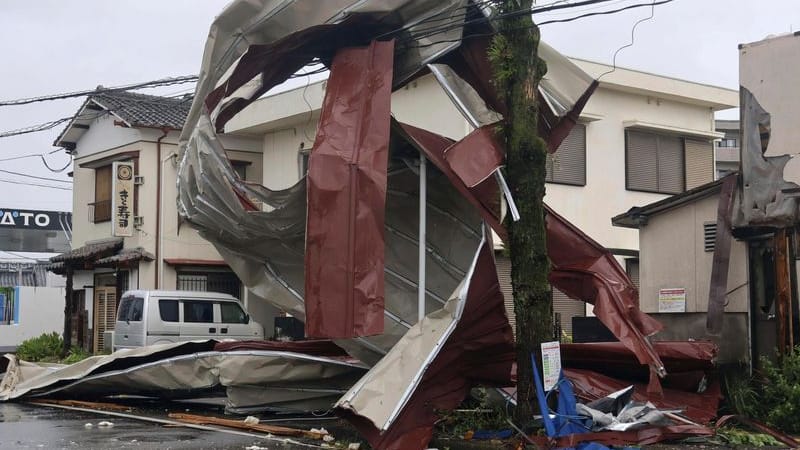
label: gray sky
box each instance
[0,0,797,212]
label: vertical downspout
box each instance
[155,128,169,289]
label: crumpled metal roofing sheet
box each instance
[304,40,394,339]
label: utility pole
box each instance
[489,0,552,425]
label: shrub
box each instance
[61,346,91,365]
[751,348,800,433]
[15,332,63,362]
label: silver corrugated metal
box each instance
[495,254,515,335]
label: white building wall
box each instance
[0,287,65,352]
[248,73,726,254]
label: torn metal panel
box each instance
[180,0,469,136]
[335,232,514,450]
[2,342,367,414]
[734,88,799,228]
[564,368,721,425]
[427,63,502,129]
[443,125,504,188]
[707,173,738,335]
[304,40,394,339]
[545,206,666,377]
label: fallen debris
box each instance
[29,399,131,412]
[168,412,326,440]
[97,421,114,428]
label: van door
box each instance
[146,298,181,345]
[179,299,217,341]
[218,301,253,338]
[114,295,144,350]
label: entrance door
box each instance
[93,287,117,353]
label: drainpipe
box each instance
[155,127,170,289]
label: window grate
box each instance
[704,222,717,252]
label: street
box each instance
[0,402,310,450]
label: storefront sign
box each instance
[112,161,135,237]
[658,288,686,313]
[0,208,69,231]
[541,340,562,391]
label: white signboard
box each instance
[658,288,686,313]
[112,161,135,237]
[541,341,562,391]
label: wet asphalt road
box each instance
[0,402,309,450]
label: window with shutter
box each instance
[626,129,685,194]
[92,165,112,223]
[546,123,586,186]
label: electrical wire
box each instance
[0,75,198,107]
[596,0,660,80]
[0,169,72,183]
[395,0,673,52]
[0,177,72,191]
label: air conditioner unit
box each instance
[134,175,145,185]
[102,330,115,353]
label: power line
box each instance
[0,168,72,183]
[0,75,197,107]
[0,177,72,191]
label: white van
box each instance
[113,290,264,351]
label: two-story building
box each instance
[221,58,738,335]
[49,91,278,352]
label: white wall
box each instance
[638,194,748,314]
[740,34,800,181]
[0,287,65,352]
[251,73,725,254]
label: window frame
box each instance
[546,122,587,187]
[624,129,686,195]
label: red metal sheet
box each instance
[395,122,506,241]
[338,239,515,450]
[564,368,721,424]
[304,40,394,339]
[443,125,504,187]
[707,173,738,335]
[545,206,666,377]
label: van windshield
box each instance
[220,302,248,324]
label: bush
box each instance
[62,347,91,365]
[15,332,63,362]
[751,348,800,433]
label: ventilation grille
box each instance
[704,222,717,252]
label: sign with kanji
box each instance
[658,288,686,313]
[112,161,135,237]
[540,340,562,391]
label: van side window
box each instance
[220,302,248,324]
[129,297,144,321]
[117,298,132,321]
[184,301,213,323]
[159,300,179,322]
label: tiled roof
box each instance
[94,247,154,266]
[90,91,192,130]
[50,238,123,263]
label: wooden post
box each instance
[775,229,791,356]
[61,265,74,358]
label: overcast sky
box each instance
[0,0,797,213]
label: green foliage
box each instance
[15,333,91,364]
[435,388,512,438]
[15,332,63,362]
[720,368,758,417]
[750,349,800,433]
[715,426,782,447]
[61,346,91,365]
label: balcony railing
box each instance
[88,200,111,223]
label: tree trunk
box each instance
[490,0,552,426]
